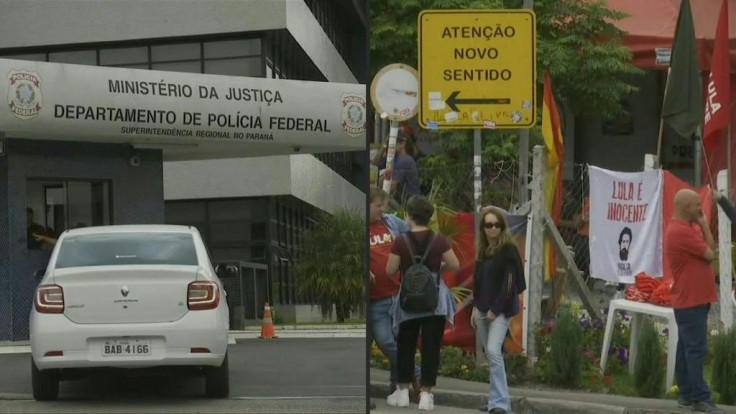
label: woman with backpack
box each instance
[471,206,526,414]
[385,195,460,411]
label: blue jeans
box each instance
[370,295,420,386]
[674,304,713,404]
[475,310,511,411]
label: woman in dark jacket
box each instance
[471,207,526,414]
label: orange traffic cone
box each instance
[259,302,278,339]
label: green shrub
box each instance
[505,353,530,385]
[547,304,584,387]
[711,327,736,404]
[438,346,489,382]
[634,319,665,398]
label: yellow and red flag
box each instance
[542,71,565,279]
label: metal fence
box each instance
[558,163,591,283]
[373,153,522,213]
[215,261,269,330]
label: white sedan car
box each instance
[29,225,230,401]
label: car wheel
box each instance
[205,353,229,398]
[31,359,59,401]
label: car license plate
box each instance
[102,339,151,357]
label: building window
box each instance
[151,42,201,73]
[48,50,97,65]
[100,47,149,69]
[26,179,112,250]
[1,53,45,62]
[166,198,269,264]
[204,39,262,77]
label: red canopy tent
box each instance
[606,0,736,71]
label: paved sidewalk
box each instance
[372,398,482,413]
[371,368,736,414]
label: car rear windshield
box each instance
[55,233,198,268]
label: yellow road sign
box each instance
[418,9,536,129]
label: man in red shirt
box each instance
[664,189,722,414]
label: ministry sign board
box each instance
[0,59,366,154]
[418,10,536,129]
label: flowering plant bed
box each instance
[369,301,723,402]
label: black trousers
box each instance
[397,315,446,387]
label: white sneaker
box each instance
[418,391,434,411]
[387,388,410,407]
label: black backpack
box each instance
[399,232,440,313]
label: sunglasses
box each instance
[483,222,503,229]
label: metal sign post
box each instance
[370,64,419,194]
[518,0,534,206]
[383,121,400,193]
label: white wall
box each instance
[289,154,365,215]
[163,156,293,200]
[163,155,365,215]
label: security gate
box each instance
[215,261,269,330]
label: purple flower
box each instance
[618,347,628,364]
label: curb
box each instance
[231,330,365,340]
[369,383,692,414]
[0,393,32,400]
[234,324,366,332]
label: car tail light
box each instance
[190,347,211,353]
[35,284,64,314]
[187,281,220,310]
[44,351,63,357]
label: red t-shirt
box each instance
[370,221,400,300]
[390,230,452,278]
[664,219,718,309]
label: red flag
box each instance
[704,0,730,142]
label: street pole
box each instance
[728,124,732,197]
[473,128,483,366]
[655,68,672,168]
[381,120,400,194]
[474,129,482,244]
[518,0,534,205]
[528,145,546,362]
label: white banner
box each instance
[589,166,663,284]
[0,58,365,155]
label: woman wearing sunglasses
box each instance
[471,207,526,414]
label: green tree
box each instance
[294,209,365,322]
[416,130,523,211]
[371,0,643,211]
